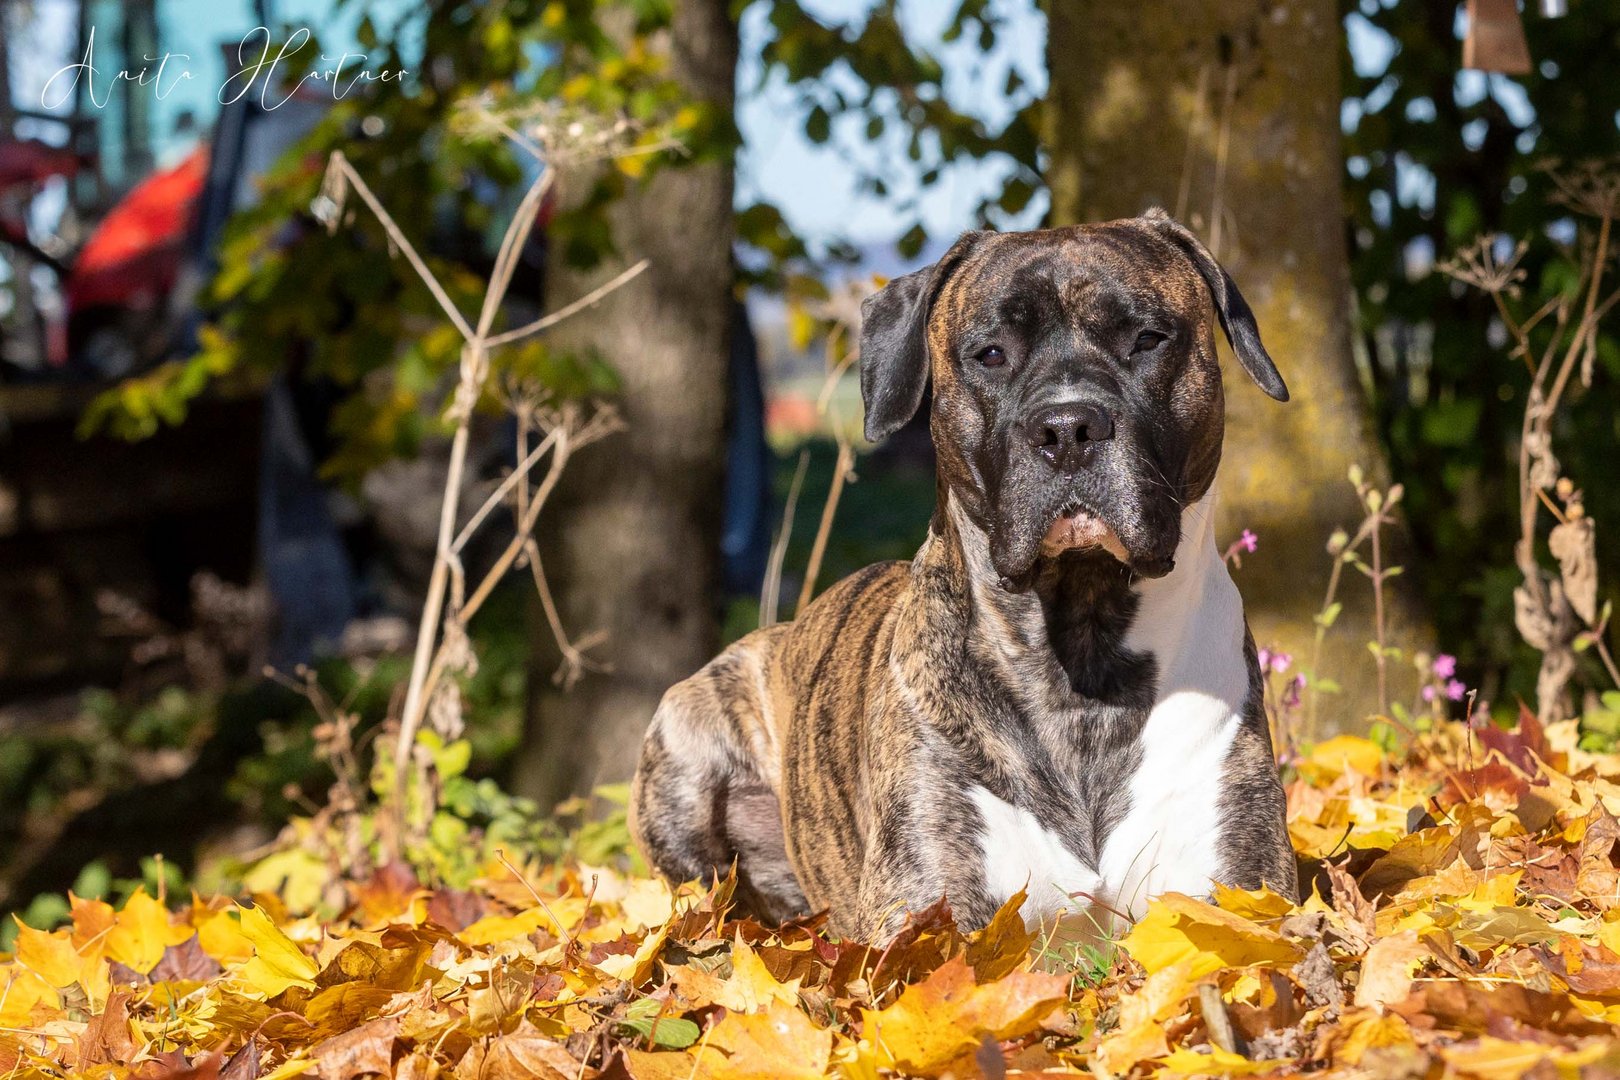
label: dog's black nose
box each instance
[1025,402,1114,471]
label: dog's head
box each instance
[860,211,1287,587]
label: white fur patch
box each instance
[969,785,1102,933]
[1096,493,1247,918]
[953,491,1251,934]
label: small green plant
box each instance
[1579,691,1620,753]
[1303,466,1405,737]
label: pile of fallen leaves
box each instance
[9,710,1620,1078]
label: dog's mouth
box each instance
[1040,498,1128,563]
[988,482,1178,589]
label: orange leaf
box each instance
[860,954,1067,1073]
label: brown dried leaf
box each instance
[1353,930,1426,1008]
[78,988,135,1068]
[312,1015,399,1080]
[1549,517,1598,625]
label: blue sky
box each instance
[735,0,1046,243]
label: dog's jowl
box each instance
[630,209,1299,941]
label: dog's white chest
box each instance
[970,499,1250,932]
[969,786,1101,928]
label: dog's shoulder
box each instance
[773,560,912,675]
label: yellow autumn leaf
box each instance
[592,923,669,987]
[1598,915,1620,956]
[1306,734,1384,779]
[1353,930,1426,1007]
[242,848,329,917]
[0,967,59,1026]
[70,892,116,953]
[966,887,1038,981]
[787,304,817,352]
[106,888,194,974]
[1452,904,1559,949]
[618,876,676,933]
[12,921,82,989]
[258,1056,316,1080]
[1438,1036,1608,1080]
[1120,892,1303,977]
[197,907,255,965]
[1093,958,1200,1074]
[1335,1009,1418,1065]
[704,1001,833,1079]
[236,903,319,998]
[1211,882,1297,923]
[861,955,1068,1074]
[714,933,798,1013]
[459,897,587,946]
[1161,1045,1276,1075]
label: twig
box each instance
[761,449,810,628]
[797,440,854,615]
[451,428,563,554]
[1175,63,1212,224]
[396,347,478,785]
[526,537,612,689]
[485,260,651,348]
[495,847,578,951]
[322,152,477,342]
[1208,61,1238,260]
[1370,502,1388,717]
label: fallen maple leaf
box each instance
[1353,930,1426,1007]
[705,1001,833,1078]
[107,888,195,975]
[1120,892,1302,977]
[13,920,83,990]
[78,989,136,1068]
[236,903,319,997]
[859,954,1067,1074]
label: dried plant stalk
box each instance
[318,140,644,855]
[1441,159,1620,722]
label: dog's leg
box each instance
[629,639,810,924]
[1216,640,1300,900]
[844,770,1005,941]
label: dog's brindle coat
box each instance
[630,211,1299,941]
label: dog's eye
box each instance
[977,346,1007,368]
[1132,330,1168,355]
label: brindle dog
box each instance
[629,210,1299,941]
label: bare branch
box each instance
[485,260,651,348]
[320,152,477,342]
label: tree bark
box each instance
[1042,0,1429,731]
[512,0,737,807]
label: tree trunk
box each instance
[1042,0,1429,732]
[512,0,737,808]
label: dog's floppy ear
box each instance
[1142,208,1289,402]
[860,232,986,442]
[860,267,933,443]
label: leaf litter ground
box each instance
[8,710,1620,1077]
